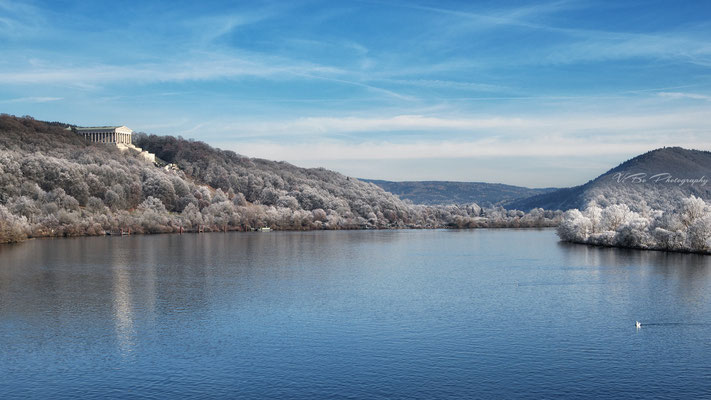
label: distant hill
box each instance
[508,147,711,211]
[362,179,557,206]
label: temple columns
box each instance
[82,130,132,144]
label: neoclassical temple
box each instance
[76,126,133,145]
[74,125,156,163]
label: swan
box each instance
[636,321,642,329]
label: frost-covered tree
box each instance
[0,204,30,243]
[558,195,711,254]
[557,209,592,242]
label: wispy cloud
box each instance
[537,31,711,65]
[0,55,415,102]
[216,114,533,137]
[396,1,711,66]
[0,53,344,87]
[296,74,416,101]
[380,79,508,92]
[397,0,577,31]
[658,92,711,101]
[187,9,276,44]
[0,0,45,38]
[2,96,63,103]
[224,137,708,162]
[209,110,711,137]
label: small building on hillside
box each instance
[75,126,133,145]
[75,125,156,163]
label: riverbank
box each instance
[0,215,560,245]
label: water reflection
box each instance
[1,230,710,399]
[113,262,135,355]
[558,240,711,279]
[558,241,711,315]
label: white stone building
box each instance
[75,125,156,163]
[76,126,134,145]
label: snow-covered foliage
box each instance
[0,115,562,244]
[557,196,711,254]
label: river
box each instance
[1,229,710,399]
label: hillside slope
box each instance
[0,115,560,243]
[363,179,556,206]
[509,147,711,211]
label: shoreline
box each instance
[1,223,561,246]
[559,238,711,256]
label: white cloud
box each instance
[0,0,44,38]
[208,110,711,138]
[381,79,508,92]
[195,109,711,168]
[411,2,711,66]
[2,96,63,103]
[241,114,532,134]
[0,52,345,87]
[538,32,711,66]
[223,137,709,162]
[657,92,711,101]
[187,9,277,44]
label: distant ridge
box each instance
[508,147,711,211]
[362,179,556,206]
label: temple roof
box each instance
[75,126,123,130]
[75,125,132,133]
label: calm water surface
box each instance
[1,229,710,399]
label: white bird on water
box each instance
[636,321,642,329]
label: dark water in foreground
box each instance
[1,229,710,399]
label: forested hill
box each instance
[508,147,711,211]
[363,179,556,206]
[0,115,561,243]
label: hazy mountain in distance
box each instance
[508,147,711,211]
[362,179,557,206]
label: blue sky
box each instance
[1,0,711,187]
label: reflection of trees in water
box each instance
[559,240,711,271]
[558,241,711,307]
